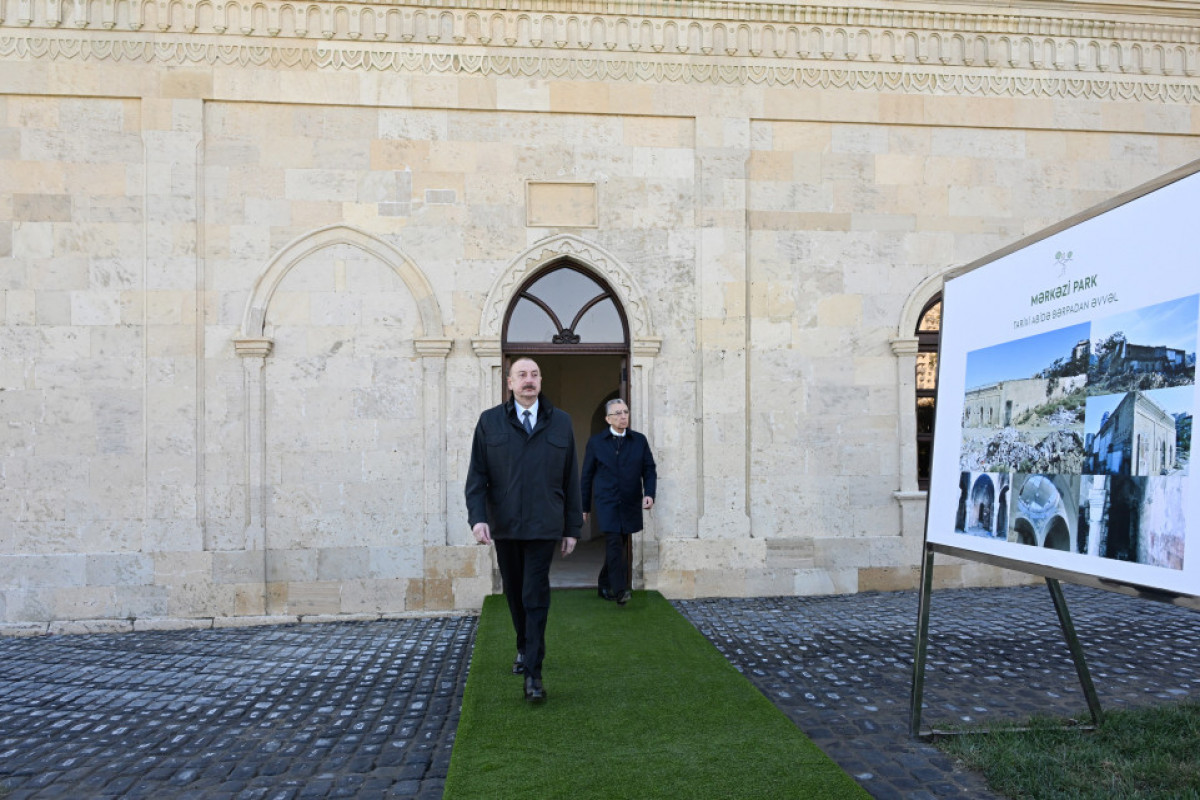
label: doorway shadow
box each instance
[550,536,604,589]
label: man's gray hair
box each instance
[605,398,629,414]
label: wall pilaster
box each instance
[695,116,752,539]
[415,337,453,546]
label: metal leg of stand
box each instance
[909,545,936,738]
[1046,577,1104,726]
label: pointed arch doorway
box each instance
[503,259,629,589]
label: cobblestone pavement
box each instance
[0,616,474,800]
[675,584,1200,800]
[2,585,1198,799]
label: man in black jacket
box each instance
[465,357,581,702]
[580,398,657,607]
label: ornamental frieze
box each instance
[2,0,1200,99]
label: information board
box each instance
[926,162,1200,601]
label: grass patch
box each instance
[933,703,1200,799]
[445,590,868,800]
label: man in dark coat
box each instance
[465,357,581,702]
[580,398,657,606]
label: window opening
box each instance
[503,261,629,353]
[916,294,942,491]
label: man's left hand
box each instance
[643,496,655,510]
[561,537,577,556]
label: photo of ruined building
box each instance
[959,323,1088,475]
[1073,297,1196,569]
[1085,388,1191,477]
[1087,295,1199,394]
[1079,475,1187,569]
[954,471,1009,541]
[955,295,1196,570]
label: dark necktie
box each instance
[522,410,533,435]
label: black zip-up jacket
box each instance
[465,394,583,541]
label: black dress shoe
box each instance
[512,652,524,674]
[524,675,546,703]
[598,586,612,600]
[616,589,631,606]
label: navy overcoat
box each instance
[580,428,657,534]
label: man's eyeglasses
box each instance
[606,410,629,417]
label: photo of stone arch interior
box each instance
[955,470,1186,570]
[953,295,1196,570]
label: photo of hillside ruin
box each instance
[960,324,1089,474]
[1087,295,1198,396]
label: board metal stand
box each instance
[908,542,1104,738]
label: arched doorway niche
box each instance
[233,225,451,614]
[473,234,661,429]
[473,235,661,589]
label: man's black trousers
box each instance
[598,532,631,596]
[494,538,557,679]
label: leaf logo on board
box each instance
[1055,250,1073,277]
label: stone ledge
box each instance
[133,617,216,632]
[380,609,477,620]
[0,623,49,637]
[300,613,381,624]
[48,619,134,635]
[212,615,299,628]
[1,610,483,636]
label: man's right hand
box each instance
[472,522,492,545]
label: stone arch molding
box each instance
[233,225,452,605]
[239,224,445,341]
[890,267,955,529]
[475,233,658,351]
[470,234,662,576]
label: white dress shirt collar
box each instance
[516,399,539,426]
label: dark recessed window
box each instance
[916,294,941,491]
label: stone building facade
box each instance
[1099,341,1190,377]
[963,375,1087,430]
[1087,390,1178,476]
[3,0,1200,630]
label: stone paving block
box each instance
[0,616,474,799]
[2,586,1198,799]
[675,585,1200,800]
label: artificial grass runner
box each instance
[445,590,868,799]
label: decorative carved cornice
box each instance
[2,0,1200,100]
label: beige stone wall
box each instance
[2,0,1200,628]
